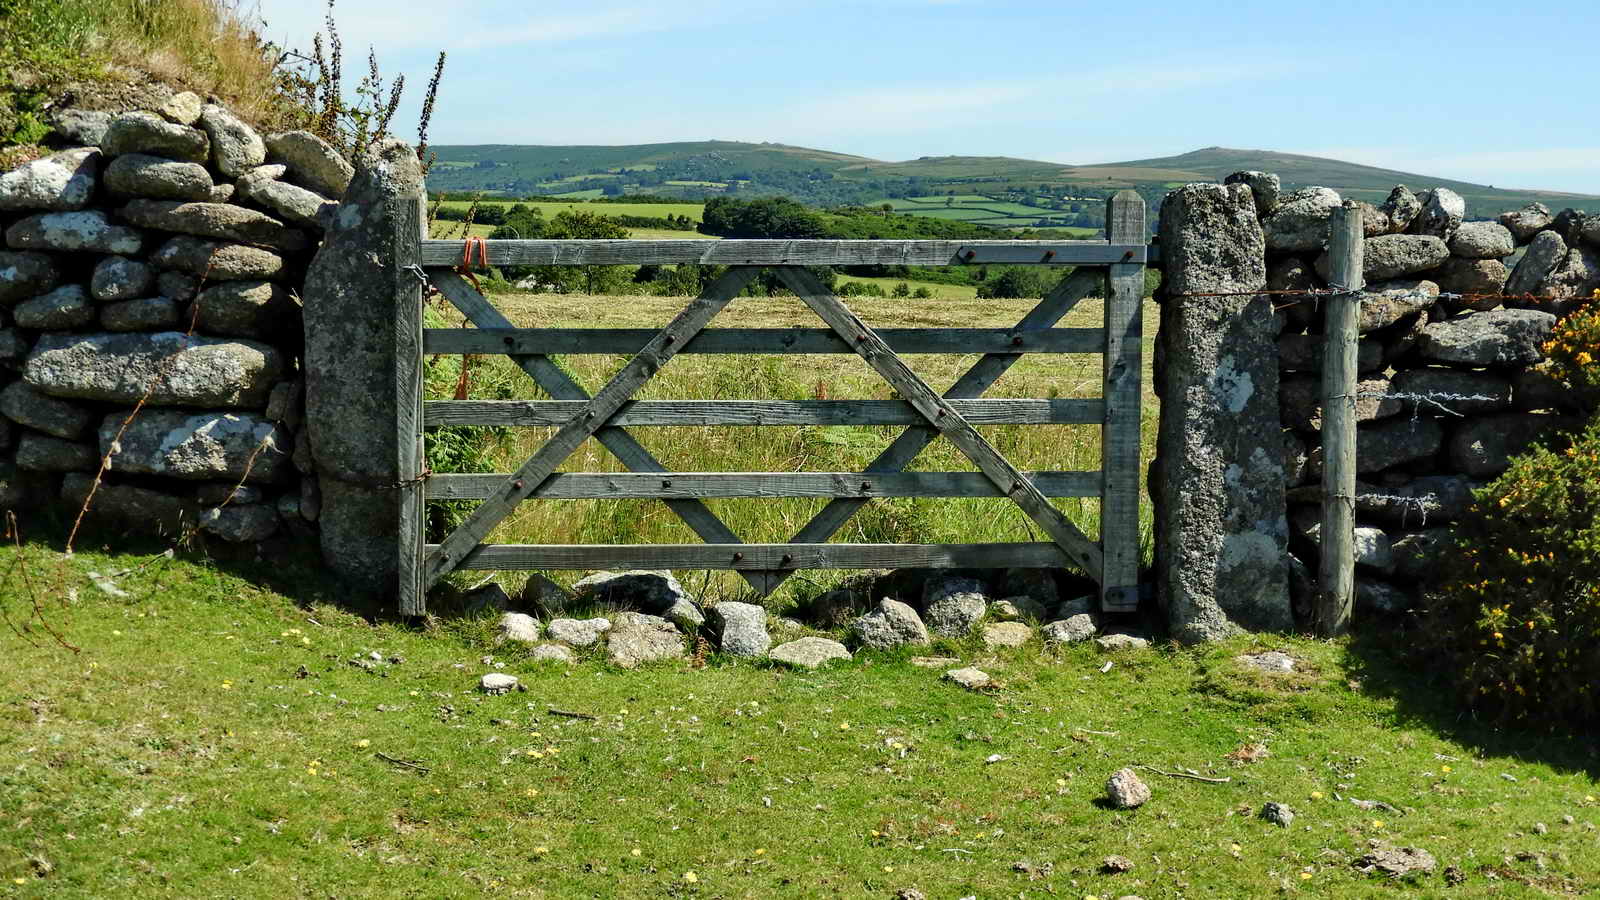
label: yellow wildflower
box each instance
[630,847,641,856]
[356,739,371,748]
[682,871,698,883]
[754,848,766,855]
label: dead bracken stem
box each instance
[4,512,80,654]
[67,254,218,554]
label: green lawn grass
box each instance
[2,538,1595,898]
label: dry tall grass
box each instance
[1,0,284,127]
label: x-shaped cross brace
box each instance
[770,266,1104,583]
[424,266,766,590]
[759,265,1105,593]
[423,264,1107,594]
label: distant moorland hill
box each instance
[425,140,1598,226]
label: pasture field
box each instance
[434,199,707,222]
[1021,225,1103,237]
[832,276,980,300]
[2,539,1595,898]
[879,196,1102,233]
[426,287,1158,605]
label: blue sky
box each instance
[254,0,1600,193]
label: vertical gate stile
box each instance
[396,196,428,617]
[1100,190,1146,613]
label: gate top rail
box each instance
[417,238,1145,268]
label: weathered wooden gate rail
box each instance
[396,191,1147,617]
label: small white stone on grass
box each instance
[497,612,541,644]
[531,644,577,664]
[981,622,1032,649]
[769,637,851,670]
[546,617,611,647]
[1043,614,1097,644]
[1238,650,1295,673]
[1105,767,1151,809]
[944,667,991,690]
[479,673,519,694]
[1095,633,1150,652]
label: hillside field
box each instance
[425,141,1600,222]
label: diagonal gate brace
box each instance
[762,266,1105,593]
[423,266,763,589]
[774,265,1105,582]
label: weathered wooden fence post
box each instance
[1314,202,1365,636]
[395,194,427,617]
[303,139,427,603]
[1101,190,1145,612]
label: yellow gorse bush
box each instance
[1541,289,1600,396]
[1423,410,1600,729]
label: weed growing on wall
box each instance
[271,0,446,169]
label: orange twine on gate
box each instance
[453,235,491,400]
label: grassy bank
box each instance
[2,541,1596,897]
[427,288,1159,603]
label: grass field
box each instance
[2,540,1596,898]
[425,287,1157,605]
[832,276,980,300]
[878,197,1102,234]
[434,200,707,222]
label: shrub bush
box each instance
[1542,289,1600,401]
[1420,291,1600,730]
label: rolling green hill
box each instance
[1097,147,1597,219]
[426,141,1598,225]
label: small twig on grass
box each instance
[105,548,176,580]
[1075,729,1119,736]
[547,707,598,721]
[1136,764,1231,784]
[375,752,431,774]
[941,848,973,855]
[4,513,79,653]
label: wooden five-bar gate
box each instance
[395,191,1147,617]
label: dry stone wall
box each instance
[1236,174,1599,618]
[0,91,351,546]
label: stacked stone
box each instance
[1229,172,1600,616]
[0,92,353,543]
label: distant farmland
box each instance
[877,196,1101,236]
